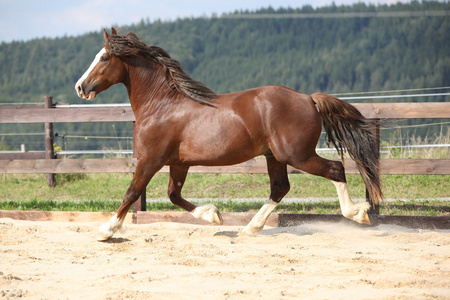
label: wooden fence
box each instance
[1,97,449,213]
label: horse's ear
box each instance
[111,28,117,35]
[103,29,110,41]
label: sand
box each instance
[0,217,449,299]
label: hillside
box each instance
[0,1,449,151]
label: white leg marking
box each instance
[332,181,371,225]
[98,213,124,241]
[241,199,278,236]
[191,204,223,225]
[75,48,106,98]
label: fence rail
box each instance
[0,157,448,175]
[2,102,450,123]
[1,96,449,213]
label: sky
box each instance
[1,0,412,43]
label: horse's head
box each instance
[75,28,126,100]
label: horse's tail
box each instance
[310,93,383,205]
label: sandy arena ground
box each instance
[0,217,449,299]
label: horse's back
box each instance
[219,85,320,132]
[218,85,317,121]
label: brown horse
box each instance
[75,28,382,241]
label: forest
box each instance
[0,1,449,151]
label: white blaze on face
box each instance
[75,48,106,98]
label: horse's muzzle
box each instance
[75,84,84,98]
[75,82,96,100]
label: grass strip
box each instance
[1,199,448,217]
[1,173,449,201]
[1,173,448,216]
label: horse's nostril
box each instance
[76,84,85,97]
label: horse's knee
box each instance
[168,190,181,205]
[328,160,346,182]
[270,177,290,202]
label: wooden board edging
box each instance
[0,210,133,224]
[134,212,449,230]
[277,213,450,230]
[1,210,447,230]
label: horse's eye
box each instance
[100,56,110,62]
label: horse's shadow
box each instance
[99,237,131,244]
[213,228,305,238]
[213,228,303,238]
[214,231,239,238]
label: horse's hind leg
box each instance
[241,156,290,236]
[168,166,222,225]
[292,155,370,225]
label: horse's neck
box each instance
[125,60,183,119]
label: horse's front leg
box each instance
[168,165,222,225]
[97,161,161,241]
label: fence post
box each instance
[44,96,55,187]
[367,118,380,215]
[132,122,146,220]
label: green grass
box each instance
[1,198,448,217]
[2,172,449,200]
[0,198,122,212]
[1,173,449,216]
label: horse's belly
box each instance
[176,129,267,166]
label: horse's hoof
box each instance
[191,204,223,225]
[97,233,112,241]
[97,222,114,241]
[239,225,261,237]
[361,212,371,225]
[213,210,223,225]
[344,202,372,225]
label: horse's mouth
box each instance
[86,91,96,100]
